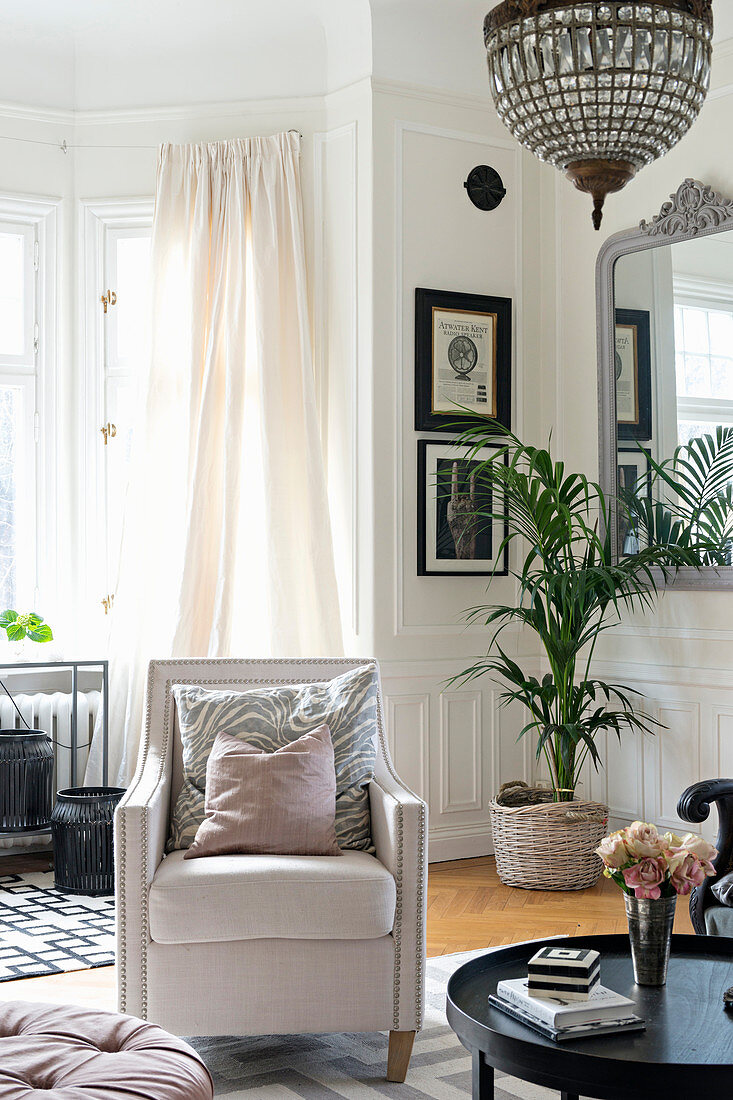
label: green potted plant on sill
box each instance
[449,420,721,891]
[0,610,54,661]
[0,611,54,646]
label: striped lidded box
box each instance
[527,946,601,1001]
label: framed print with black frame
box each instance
[615,307,652,441]
[415,287,512,432]
[617,445,652,556]
[417,439,508,577]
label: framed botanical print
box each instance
[615,307,652,441]
[417,439,508,576]
[415,288,512,432]
[617,445,652,556]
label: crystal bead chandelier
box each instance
[484,2,713,228]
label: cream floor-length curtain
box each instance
[90,133,343,784]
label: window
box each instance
[82,201,153,632]
[0,200,57,616]
[674,296,733,447]
[0,222,36,611]
[101,228,152,598]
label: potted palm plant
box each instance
[450,421,720,891]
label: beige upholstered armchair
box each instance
[114,658,428,1082]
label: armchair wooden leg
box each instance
[387,1030,416,1082]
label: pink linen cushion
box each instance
[184,723,342,858]
[0,1000,213,1100]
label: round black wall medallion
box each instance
[464,165,506,211]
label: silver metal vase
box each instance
[624,894,677,986]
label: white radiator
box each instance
[0,691,101,852]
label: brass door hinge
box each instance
[100,289,117,313]
[101,594,115,615]
[100,422,117,445]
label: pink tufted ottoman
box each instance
[0,1002,214,1100]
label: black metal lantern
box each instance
[0,729,54,832]
[52,786,126,896]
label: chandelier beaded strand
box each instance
[484,1,714,228]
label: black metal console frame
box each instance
[0,659,109,839]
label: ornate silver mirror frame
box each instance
[597,178,733,590]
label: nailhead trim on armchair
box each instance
[116,657,427,1029]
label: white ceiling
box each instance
[0,0,372,111]
[715,6,733,43]
[0,0,493,112]
[0,1,730,115]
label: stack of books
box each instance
[489,978,645,1042]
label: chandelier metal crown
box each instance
[484,1,714,228]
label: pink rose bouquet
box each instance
[595,821,717,900]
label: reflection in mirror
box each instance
[614,233,733,566]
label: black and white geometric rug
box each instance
[190,950,556,1098]
[0,872,115,981]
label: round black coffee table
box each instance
[446,933,733,1100]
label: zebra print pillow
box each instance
[167,664,379,853]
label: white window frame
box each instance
[80,198,153,627]
[674,273,733,428]
[0,193,59,613]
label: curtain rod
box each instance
[0,130,305,153]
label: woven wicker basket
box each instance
[489,797,609,891]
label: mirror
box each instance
[597,179,733,589]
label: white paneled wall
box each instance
[313,118,361,646]
[384,691,430,801]
[380,659,534,861]
[565,658,733,845]
[716,709,733,778]
[363,82,545,863]
[380,648,733,860]
[438,690,483,815]
[313,77,540,861]
[652,703,701,832]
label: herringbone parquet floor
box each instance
[427,856,693,955]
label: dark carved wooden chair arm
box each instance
[677,779,733,935]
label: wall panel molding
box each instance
[439,691,482,814]
[604,625,733,643]
[379,665,511,862]
[584,724,645,826]
[372,78,501,115]
[380,637,733,852]
[0,94,328,128]
[429,820,494,863]
[384,691,430,802]
[378,649,534,682]
[646,701,701,831]
[714,706,733,778]
[313,121,359,637]
[533,659,733,836]
[575,657,733,692]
